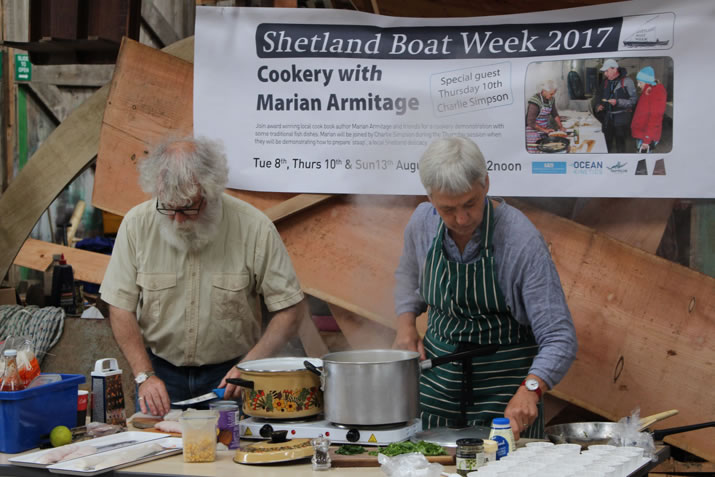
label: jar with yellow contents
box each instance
[180,410,219,462]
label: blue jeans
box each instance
[136,349,240,410]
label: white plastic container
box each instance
[488,417,515,460]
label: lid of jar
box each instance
[492,417,510,426]
[456,438,484,446]
[3,349,17,357]
[482,439,498,451]
[411,425,490,448]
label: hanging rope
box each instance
[0,305,65,365]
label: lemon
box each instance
[49,425,72,447]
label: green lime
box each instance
[49,425,72,447]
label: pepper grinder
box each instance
[310,434,331,470]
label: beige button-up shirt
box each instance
[100,194,304,367]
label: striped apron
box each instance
[419,199,544,438]
[526,94,553,153]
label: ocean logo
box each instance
[570,160,603,175]
[532,161,567,174]
[607,161,628,173]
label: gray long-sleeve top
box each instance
[394,198,578,389]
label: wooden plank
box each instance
[140,0,180,48]
[263,193,333,223]
[27,82,64,123]
[3,0,30,42]
[652,458,715,474]
[571,198,675,254]
[32,64,115,86]
[329,303,396,350]
[14,238,110,284]
[297,302,330,358]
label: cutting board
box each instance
[328,447,455,467]
[128,418,181,437]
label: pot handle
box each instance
[226,378,254,389]
[652,421,715,441]
[304,360,322,376]
[421,344,500,371]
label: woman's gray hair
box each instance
[536,79,557,93]
[419,136,487,196]
[138,136,229,204]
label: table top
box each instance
[558,110,608,154]
[0,441,669,477]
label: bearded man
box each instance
[99,137,306,416]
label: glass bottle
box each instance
[1,349,24,391]
[456,438,485,476]
[310,434,331,470]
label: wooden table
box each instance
[558,110,608,154]
[0,443,670,477]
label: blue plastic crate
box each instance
[0,374,85,453]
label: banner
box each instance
[194,0,714,198]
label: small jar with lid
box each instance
[455,438,485,476]
[488,417,515,460]
[482,439,498,463]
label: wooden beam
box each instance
[31,64,115,87]
[141,1,181,48]
[26,82,64,123]
[14,238,110,284]
[0,36,195,284]
[263,193,333,223]
[2,46,15,193]
[297,301,330,357]
[2,0,30,42]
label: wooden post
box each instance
[1,46,15,192]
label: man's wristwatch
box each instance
[135,371,156,385]
[522,378,542,398]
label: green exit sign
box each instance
[15,53,31,81]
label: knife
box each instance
[171,388,226,406]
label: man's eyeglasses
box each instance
[156,197,203,216]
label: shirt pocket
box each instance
[136,272,177,320]
[211,272,251,321]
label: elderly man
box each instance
[393,136,577,439]
[99,137,305,416]
[595,59,637,153]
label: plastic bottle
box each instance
[1,349,25,391]
[51,254,76,314]
[17,339,41,387]
[574,128,580,144]
[482,439,498,463]
[488,417,515,460]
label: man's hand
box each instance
[219,366,243,400]
[597,104,604,112]
[137,376,171,417]
[608,98,617,106]
[392,313,425,360]
[503,375,547,440]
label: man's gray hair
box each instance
[138,136,229,204]
[536,79,557,94]
[419,136,487,196]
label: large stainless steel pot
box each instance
[226,357,323,419]
[305,346,498,427]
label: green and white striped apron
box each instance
[419,199,544,438]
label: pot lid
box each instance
[411,426,490,448]
[233,438,313,464]
[322,349,420,364]
[237,357,322,373]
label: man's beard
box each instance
[159,198,222,251]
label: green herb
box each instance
[367,440,447,457]
[335,444,366,455]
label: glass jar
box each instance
[489,417,515,460]
[455,438,485,476]
[310,434,331,470]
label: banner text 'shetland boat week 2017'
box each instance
[194,1,715,198]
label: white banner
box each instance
[194,0,714,198]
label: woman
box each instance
[631,66,667,153]
[525,80,566,153]
[392,137,577,439]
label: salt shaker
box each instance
[310,434,331,470]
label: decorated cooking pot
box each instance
[230,357,323,419]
